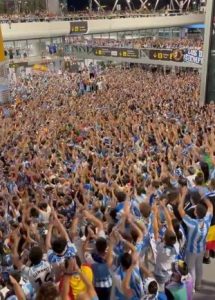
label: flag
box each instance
[206,225,215,250]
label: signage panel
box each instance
[70,21,88,34]
[93,47,139,59]
[149,49,184,62]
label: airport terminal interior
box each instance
[0,0,215,300]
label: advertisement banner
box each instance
[70,21,88,34]
[149,49,184,62]
[183,49,203,65]
[93,47,139,59]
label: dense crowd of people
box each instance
[0,64,214,300]
[0,10,179,24]
[67,37,203,51]
[0,7,201,24]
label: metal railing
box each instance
[0,11,204,24]
[64,42,203,51]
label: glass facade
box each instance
[90,27,185,40]
[4,37,64,59]
[3,26,203,60]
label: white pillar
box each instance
[200,0,214,106]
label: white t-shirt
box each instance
[97,81,103,90]
[186,174,196,187]
[154,241,177,282]
[39,206,51,224]
[21,260,53,290]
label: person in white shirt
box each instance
[152,203,177,285]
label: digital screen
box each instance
[70,21,88,34]
[93,47,139,59]
[149,49,184,62]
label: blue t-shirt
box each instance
[114,265,143,300]
[182,213,212,253]
[5,281,35,300]
[48,241,77,265]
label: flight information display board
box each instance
[70,21,88,34]
[93,47,139,59]
[149,49,184,62]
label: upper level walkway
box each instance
[1,13,205,41]
[0,11,205,23]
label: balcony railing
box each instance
[0,11,204,24]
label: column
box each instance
[200,1,214,105]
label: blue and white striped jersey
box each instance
[206,190,215,199]
[182,213,212,253]
[48,241,77,265]
[5,281,35,300]
[21,260,53,290]
[114,265,144,300]
[138,213,154,255]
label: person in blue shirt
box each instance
[120,252,167,300]
[46,210,77,281]
[114,252,144,300]
[190,172,210,196]
[114,191,127,222]
[178,186,213,291]
[4,272,35,300]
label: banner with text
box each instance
[183,49,203,65]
